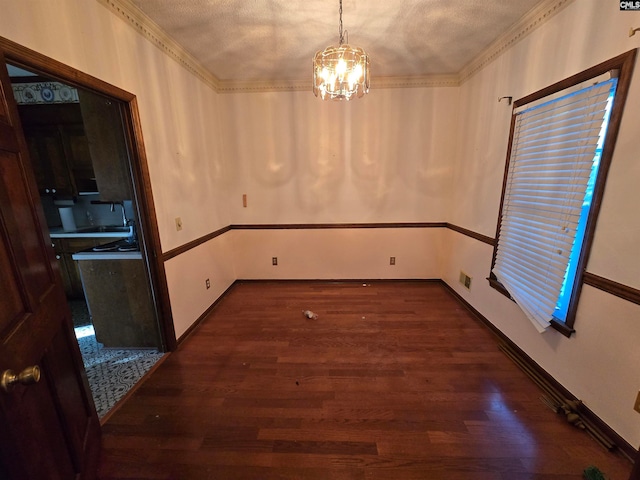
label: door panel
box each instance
[0,51,100,479]
[0,147,51,301]
[0,230,23,334]
[47,326,94,468]
[3,364,76,479]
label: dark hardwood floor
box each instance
[98,281,633,479]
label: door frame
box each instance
[0,35,177,352]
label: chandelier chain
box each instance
[339,0,344,45]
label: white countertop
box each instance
[49,226,133,239]
[72,251,142,261]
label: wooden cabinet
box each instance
[60,123,96,193]
[18,96,133,201]
[18,104,97,196]
[52,237,120,299]
[78,91,132,201]
[77,258,160,348]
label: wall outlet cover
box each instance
[459,271,472,290]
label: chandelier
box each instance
[313,0,370,101]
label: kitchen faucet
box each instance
[113,202,137,244]
[110,202,128,227]
[90,200,130,227]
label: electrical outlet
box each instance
[272,257,278,266]
[634,391,640,414]
[175,217,183,231]
[205,278,210,289]
[390,256,396,265]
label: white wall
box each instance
[445,1,640,447]
[165,234,235,339]
[219,87,458,224]
[230,228,445,280]
[219,86,457,287]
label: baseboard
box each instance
[441,280,636,463]
[176,281,239,345]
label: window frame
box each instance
[488,49,637,337]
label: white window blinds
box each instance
[492,78,618,332]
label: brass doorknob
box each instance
[1,366,41,392]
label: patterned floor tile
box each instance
[75,324,164,418]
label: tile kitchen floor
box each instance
[72,301,164,418]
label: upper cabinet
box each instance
[15,87,132,202]
[78,90,132,202]
[18,103,97,197]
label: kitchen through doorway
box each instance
[7,63,166,418]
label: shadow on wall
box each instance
[295,96,346,213]
[132,42,231,234]
[222,88,458,217]
[353,88,456,205]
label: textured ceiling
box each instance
[128,0,545,83]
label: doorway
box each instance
[3,51,175,419]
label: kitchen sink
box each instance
[91,239,139,252]
[92,244,119,252]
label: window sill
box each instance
[487,276,512,300]
[549,319,575,338]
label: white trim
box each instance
[459,0,575,84]
[95,0,220,91]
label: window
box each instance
[489,50,636,337]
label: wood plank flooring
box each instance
[98,281,633,479]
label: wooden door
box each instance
[0,54,100,478]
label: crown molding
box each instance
[96,0,221,91]
[371,75,460,89]
[215,74,460,94]
[459,0,575,84]
[98,0,573,94]
[216,79,310,94]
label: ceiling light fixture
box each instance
[313,0,370,101]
